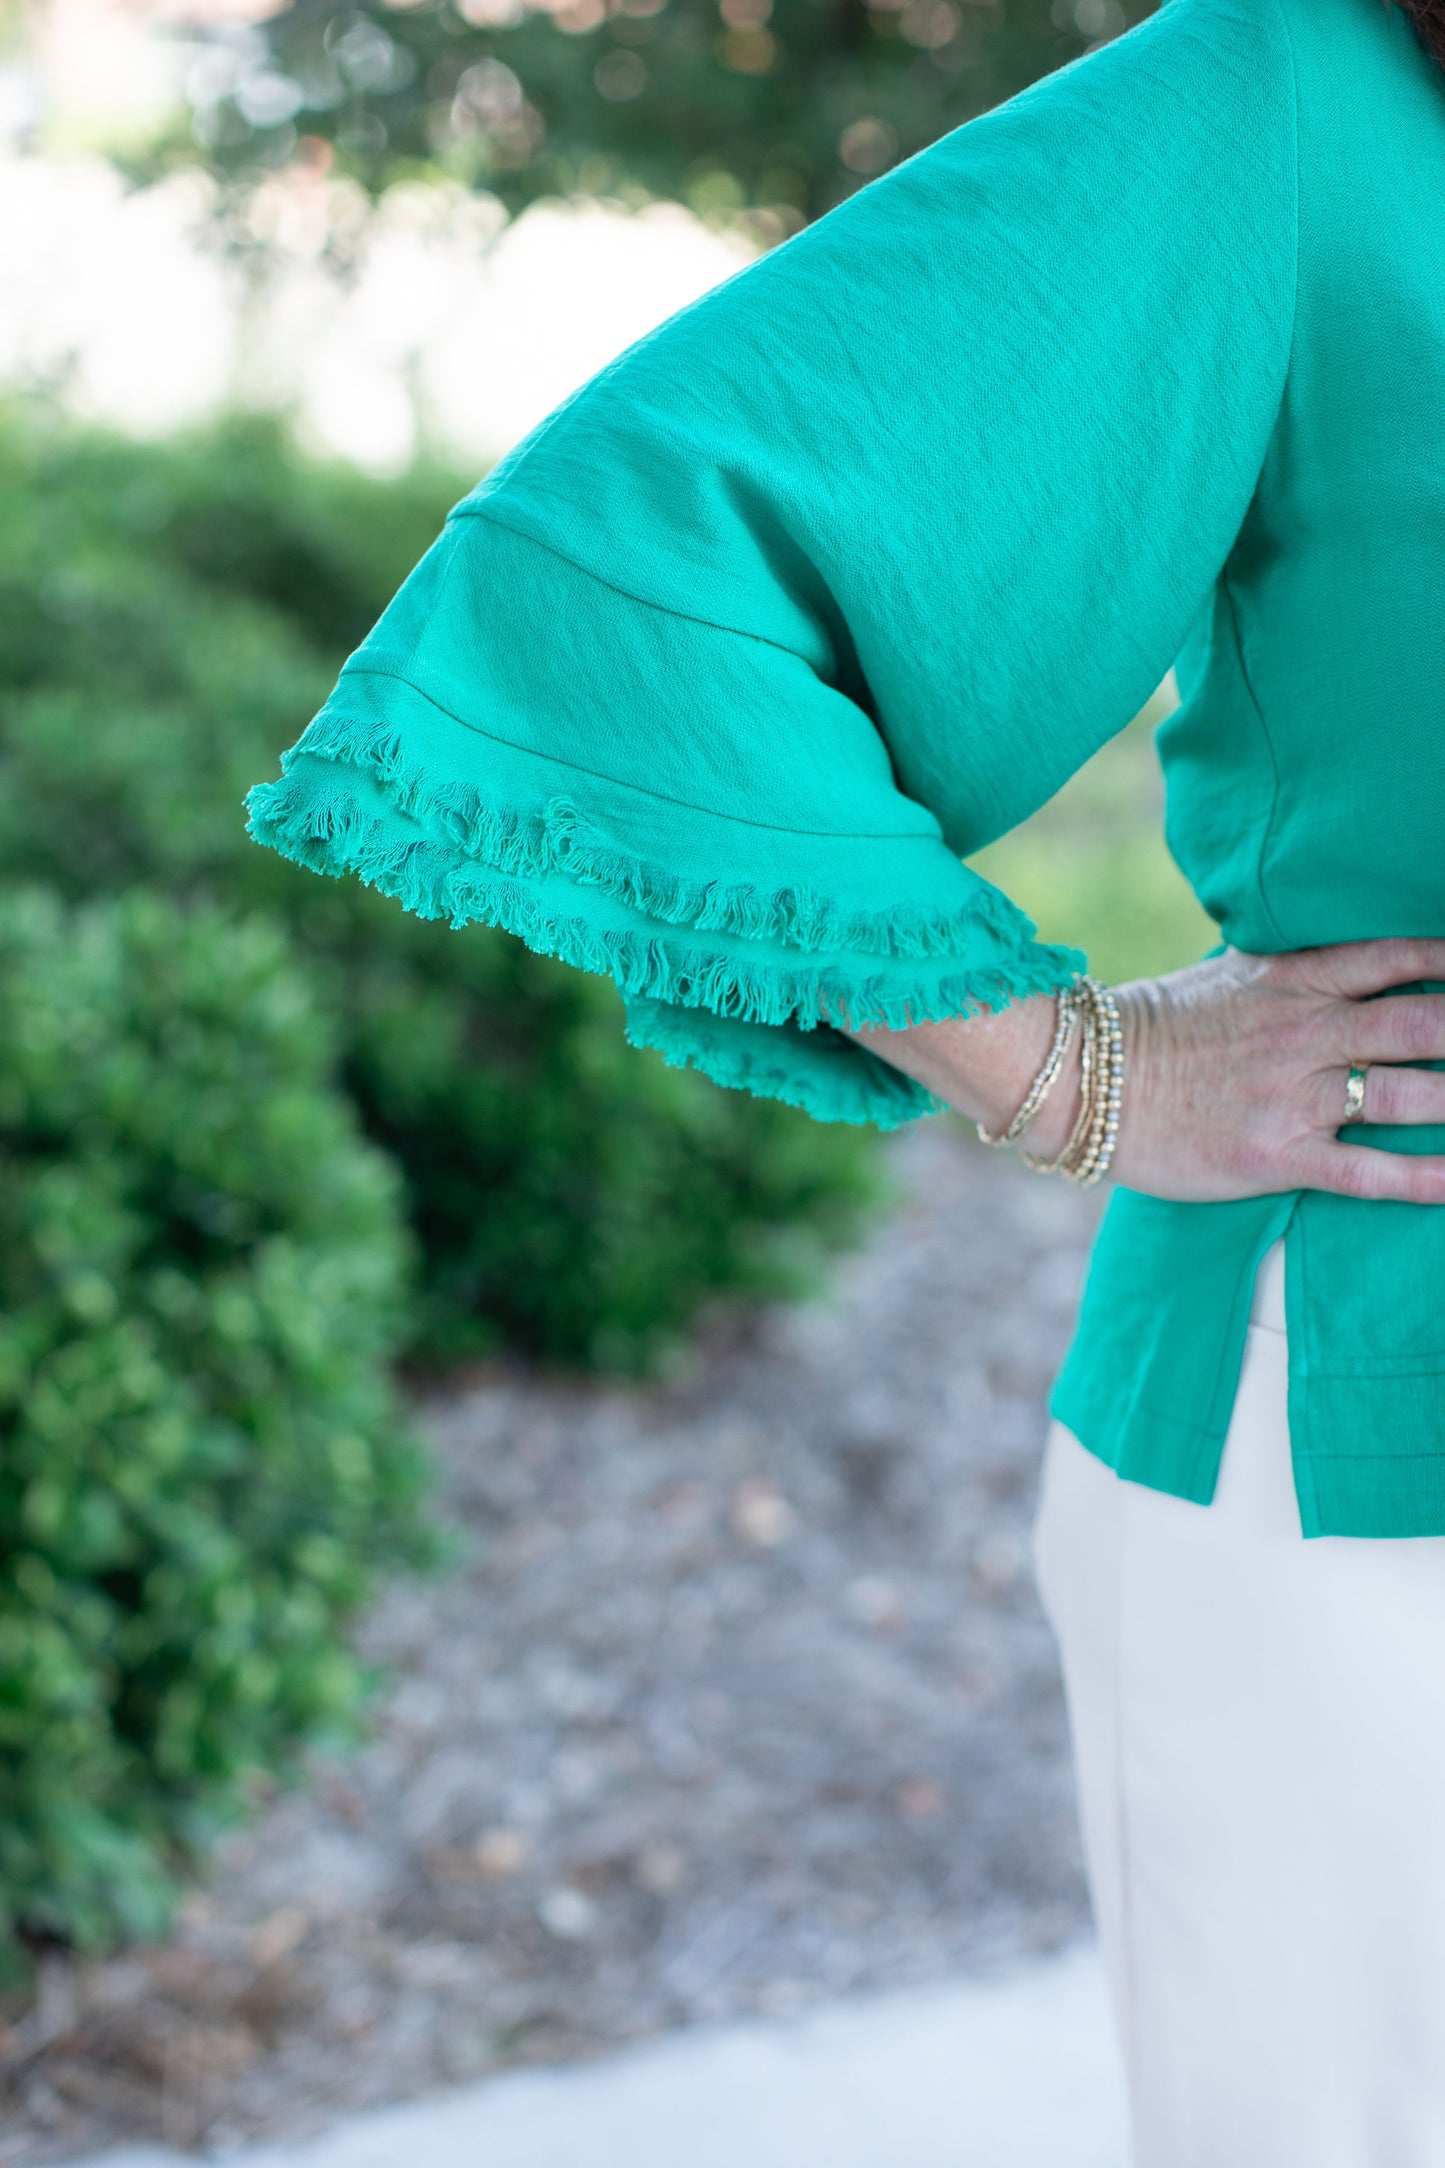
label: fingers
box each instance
[1328,1064,1445,1128]
[1351,1062,1445,1127]
[1291,935,1445,1000]
[1330,994,1445,1065]
[1291,1139,1445,1204]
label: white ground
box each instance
[69,1944,1128,2168]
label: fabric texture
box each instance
[247,0,1445,1533]
[1033,1239,1445,2166]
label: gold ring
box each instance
[1343,1062,1370,1123]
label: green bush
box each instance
[0,889,426,1971]
[0,410,877,1367]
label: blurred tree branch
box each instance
[174,0,1152,231]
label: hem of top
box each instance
[1055,1382,1445,1543]
[1294,1454,1445,1541]
[1050,1410,1445,1540]
[1047,1381,1225,1508]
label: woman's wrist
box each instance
[844,989,1084,1144]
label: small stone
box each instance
[472,1826,533,1878]
[972,1528,1028,1595]
[844,1575,904,1629]
[248,1907,310,1967]
[894,1777,945,1820]
[730,1477,795,1547]
[635,1841,687,1895]
[537,1885,599,1941]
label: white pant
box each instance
[1033,1238,1445,2168]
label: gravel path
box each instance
[0,1124,1104,2164]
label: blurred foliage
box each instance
[181,0,1151,227]
[972,678,1218,989]
[0,411,877,1370]
[0,889,427,1974]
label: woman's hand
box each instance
[846,937,1445,1204]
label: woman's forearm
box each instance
[845,994,1084,1162]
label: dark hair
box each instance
[1392,0,1445,72]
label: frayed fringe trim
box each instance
[623,1003,943,1132]
[245,727,1083,1035]
[262,711,1046,963]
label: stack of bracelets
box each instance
[974,972,1124,1188]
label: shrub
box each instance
[0,411,878,1366]
[335,919,877,1367]
[0,889,426,1971]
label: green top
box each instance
[248,0,1445,1538]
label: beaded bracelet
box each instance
[973,981,1081,1150]
[1022,977,1096,1178]
[1020,974,1124,1187]
[1072,979,1124,1187]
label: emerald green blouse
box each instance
[248,0,1445,1538]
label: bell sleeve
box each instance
[246,0,1297,1128]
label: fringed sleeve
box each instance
[247,0,1296,1127]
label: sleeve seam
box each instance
[1217,0,1299,955]
[448,500,825,669]
[1272,0,1303,422]
[1220,570,1293,948]
[325,662,955,846]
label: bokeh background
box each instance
[0,1,1210,2157]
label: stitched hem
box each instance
[246,700,1084,1035]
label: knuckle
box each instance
[1271,1008,1322,1066]
[1365,1066,1401,1121]
[1407,1163,1445,1206]
[1309,1068,1348,1123]
[1232,1131,1276,1184]
[1334,1154,1378,1201]
[1374,935,1415,977]
[1293,941,1362,990]
[1265,954,1322,1002]
[1391,1004,1437,1060]
[1258,948,1297,984]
